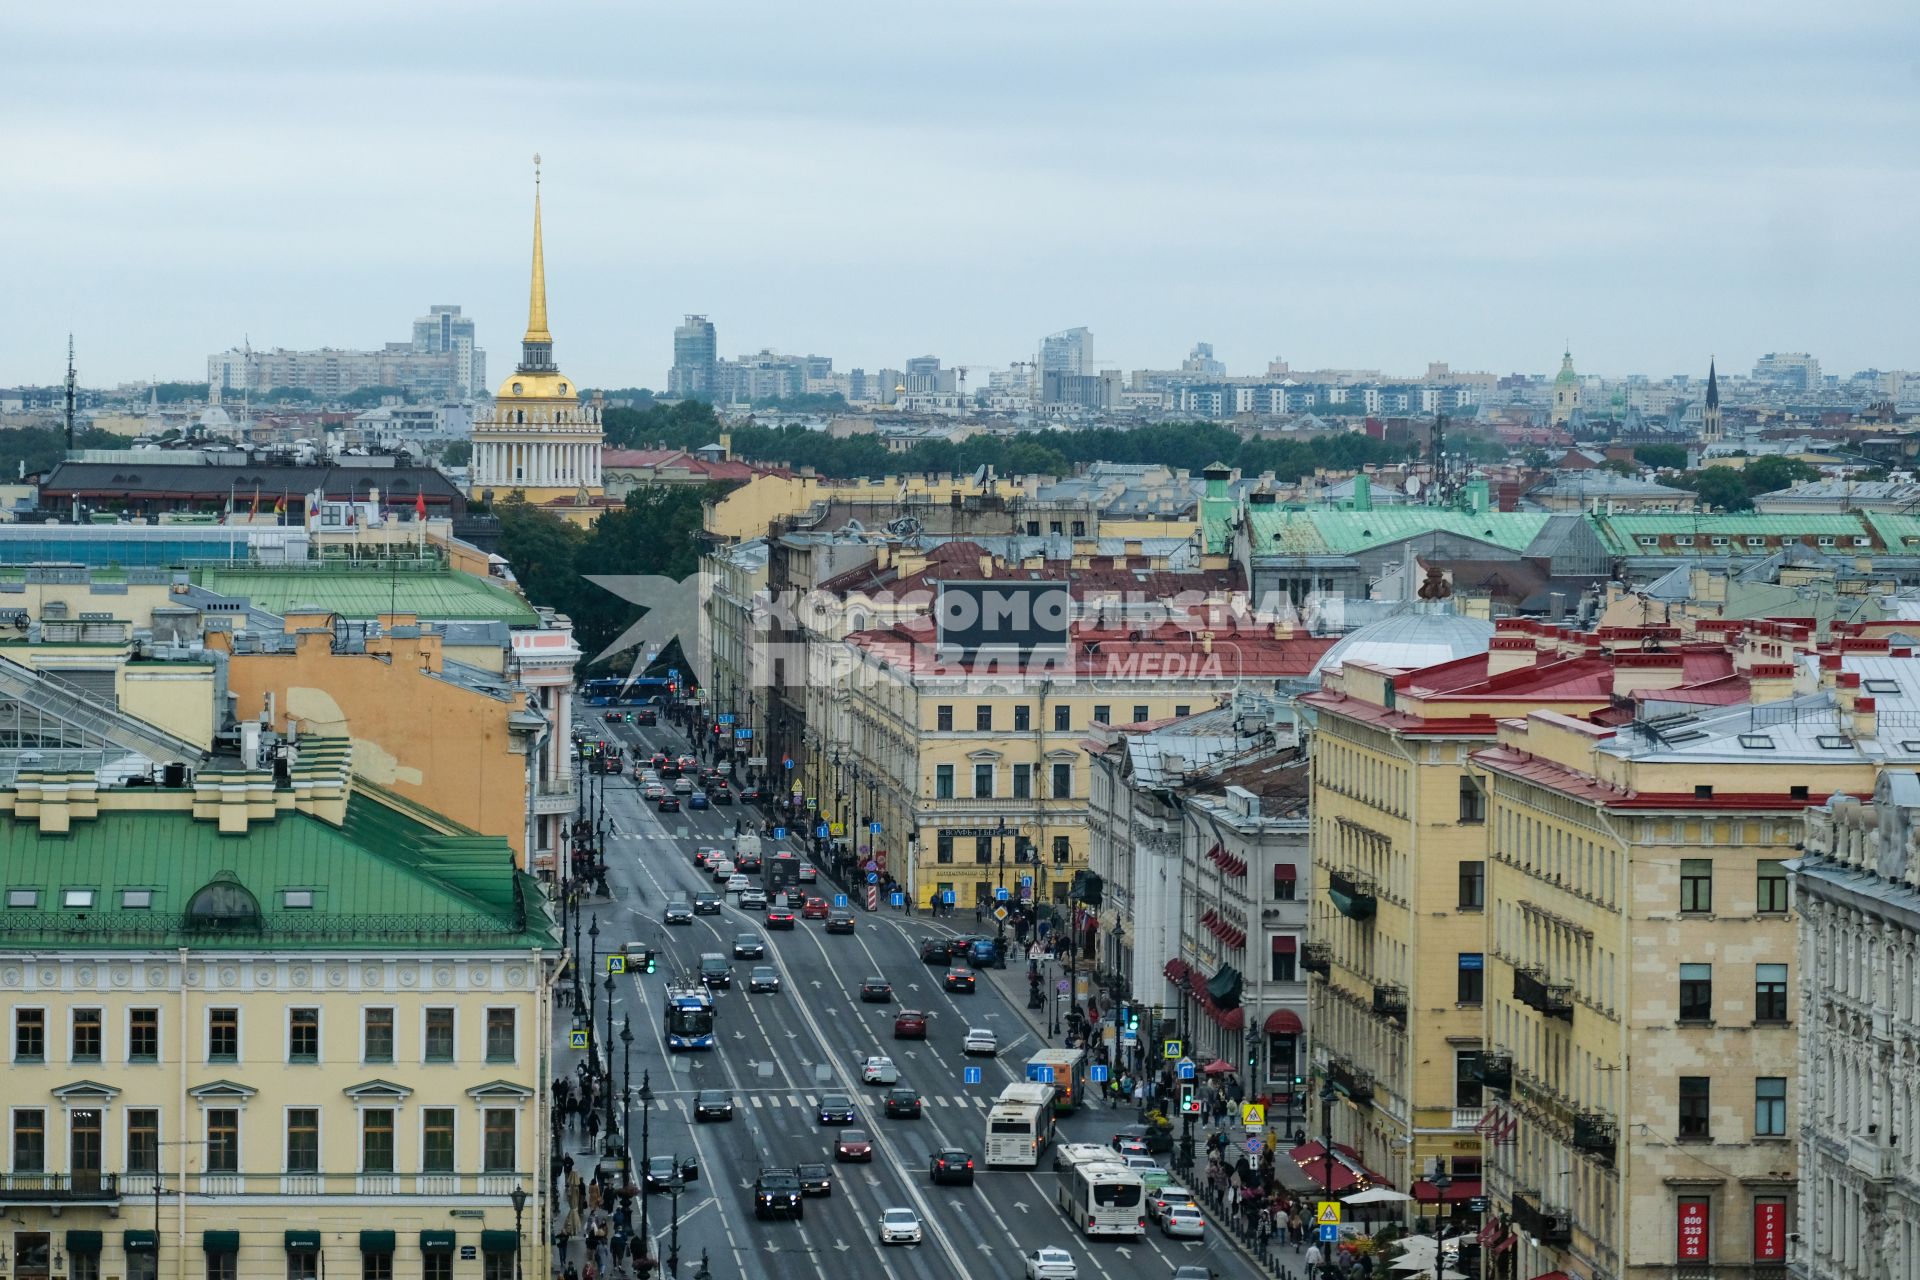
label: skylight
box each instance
[1738,734,1774,750]
[1816,734,1853,749]
[1864,679,1900,695]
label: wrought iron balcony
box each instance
[1301,941,1332,977]
[1328,1057,1375,1107]
[1513,966,1574,1022]
[1372,983,1408,1023]
[0,1172,119,1203]
[1467,1049,1512,1093]
[1510,1189,1572,1247]
[1573,1113,1617,1164]
[1326,869,1377,921]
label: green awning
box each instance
[419,1232,456,1254]
[284,1231,322,1251]
[479,1231,519,1254]
[359,1231,395,1255]
[124,1231,158,1254]
[65,1232,103,1256]
[203,1232,239,1254]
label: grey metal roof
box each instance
[1308,607,1494,679]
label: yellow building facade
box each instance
[0,743,559,1280]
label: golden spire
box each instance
[525,153,551,344]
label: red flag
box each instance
[415,490,427,521]
[249,485,260,519]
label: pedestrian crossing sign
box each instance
[569,1030,588,1050]
[1316,1201,1342,1226]
[606,955,625,974]
[1241,1102,1265,1129]
[1163,1039,1183,1060]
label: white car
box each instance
[726,873,749,893]
[877,1207,922,1246]
[861,1055,899,1084]
[962,1027,998,1056]
[1161,1204,1206,1239]
[710,859,736,881]
[673,777,694,794]
[1147,1184,1197,1224]
[1023,1247,1078,1280]
[644,783,665,800]
[1120,1153,1159,1173]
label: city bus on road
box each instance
[985,1081,1058,1168]
[584,677,673,706]
[1024,1048,1087,1112]
[1057,1160,1147,1238]
[662,986,715,1051]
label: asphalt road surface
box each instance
[565,704,1264,1280]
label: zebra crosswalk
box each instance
[643,1092,990,1116]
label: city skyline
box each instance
[3,1,1914,388]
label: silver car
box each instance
[1161,1204,1206,1239]
[877,1208,922,1246]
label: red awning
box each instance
[1271,936,1297,954]
[1200,909,1218,928]
[1287,1141,1382,1194]
[1204,1004,1245,1031]
[1274,862,1298,881]
[1414,1177,1483,1203]
[1187,969,1208,1000]
[1164,958,1190,982]
[1263,1008,1303,1034]
[1529,1273,1575,1280]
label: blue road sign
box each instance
[1027,1064,1055,1083]
[833,893,849,908]
[1178,1059,1197,1080]
[1121,1030,1138,1045]
[816,823,830,838]
[890,891,904,907]
[1090,1065,1109,1083]
[995,887,1009,901]
[869,821,882,834]
[668,669,679,679]
[941,890,956,905]
[734,728,752,739]
[866,872,879,885]
[718,713,734,725]
[1020,875,1033,888]
[774,827,787,840]
[1319,1225,1339,1243]
[963,1066,983,1085]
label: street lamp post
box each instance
[586,917,601,1077]
[620,1018,634,1182]
[509,1184,527,1280]
[602,970,617,1145]
[637,1071,653,1255]
[571,906,586,1017]
[995,835,1008,944]
[1321,1082,1337,1260]
[666,1164,685,1276]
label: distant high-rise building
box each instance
[207,305,487,402]
[670,315,718,397]
[412,305,486,397]
[1549,349,1582,427]
[903,355,946,395]
[1181,342,1225,376]
[1039,327,1093,377]
[1752,351,1822,392]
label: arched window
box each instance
[185,872,261,933]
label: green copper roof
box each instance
[1247,508,1551,557]
[0,792,553,951]
[1592,513,1875,555]
[192,567,539,626]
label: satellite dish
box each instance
[1404,476,1422,497]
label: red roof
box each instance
[1414,1177,1482,1203]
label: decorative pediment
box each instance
[465,1080,534,1102]
[187,1079,257,1101]
[966,749,1003,762]
[51,1080,122,1101]
[343,1079,414,1101]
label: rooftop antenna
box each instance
[63,334,76,452]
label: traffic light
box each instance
[630,949,656,974]
[1123,1005,1140,1032]
[1178,1082,1199,1115]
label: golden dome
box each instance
[496,370,577,401]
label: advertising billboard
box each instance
[1677,1198,1710,1261]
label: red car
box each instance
[893,1010,928,1039]
[765,907,796,930]
[801,897,830,920]
[834,1129,872,1163]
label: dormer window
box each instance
[558,384,568,394]
[63,889,95,908]
[512,382,524,396]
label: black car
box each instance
[824,911,855,935]
[944,966,977,993]
[918,937,950,964]
[738,786,766,803]
[698,954,732,989]
[693,1090,735,1121]
[644,1154,699,1193]
[795,1162,832,1196]
[736,852,763,873]
[711,788,733,805]
[817,1093,856,1125]
[928,1148,975,1186]
[883,1087,923,1119]
[633,707,657,726]
[858,977,893,1003]
[733,933,766,960]
[693,892,722,916]
[657,794,680,812]
[664,901,693,925]
[749,965,781,993]
[753,1168,803,1220]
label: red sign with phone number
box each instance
[1678,1199,1710,1260]
[1754,1200,1786,1261]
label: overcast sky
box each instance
[4,1,1915,390]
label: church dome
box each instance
[1309,610,1495,682]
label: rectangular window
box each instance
[1012,764,1032,799]
[1678,1077,1711,1138]
[1132,706,1150,723]
[974,837,993,865]
[5,888,37,908]
[1457,777,1485,823]
[126,1109,159,1173]
[935,833,954,864]
[288,1250,317,1280]
[1051,763,1072,798]
[15,1009,44,1062]
[363,1008,394,1064]
[1175,705,1191,718]
[1093,706,1110,725]
[1014,706,1031,731]
[483,1256,512,1280]
[1755,1077,1787,1136]
[482,1110,514,1172]
[1755,964,1788,1022]
[1269,937,1296,982]
[75,1254,102,1280]
[424,1256,452,1280]
[1053,705,1070,731]
[129,1009,159,1062]
[206,1254,236,1280]
[361,1254,392,1280]
[208,1009,238,1062]
[1457,861,1485,910]
[936,706,953,732]
[486,1009,516,1063]
[1273,864,1297,900]
[424,1009,455,1063]
[206,1109,239,1173]
[288,1008,319,1063]
[121,889,152,909]
[71,1008,102,1063]
[1679,964,1713,1022]
[973,763,994,798]
[1756,860,1789,914]
[286,1108,319,1173]
[12,1108,45,1173]
[975,705,992,732]
[1457,953,1485,1005]
[1051,836,1070,865]
[934,765,954,800]
[1679,858,1713,913]
[1455,1050,1483,1107]
[129,1254,157,1280]
[362,1109,395,1173]
[422,1108,455,1173]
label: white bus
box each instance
[1057,1160,1147,1238]
[985,1082,1058,1168]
